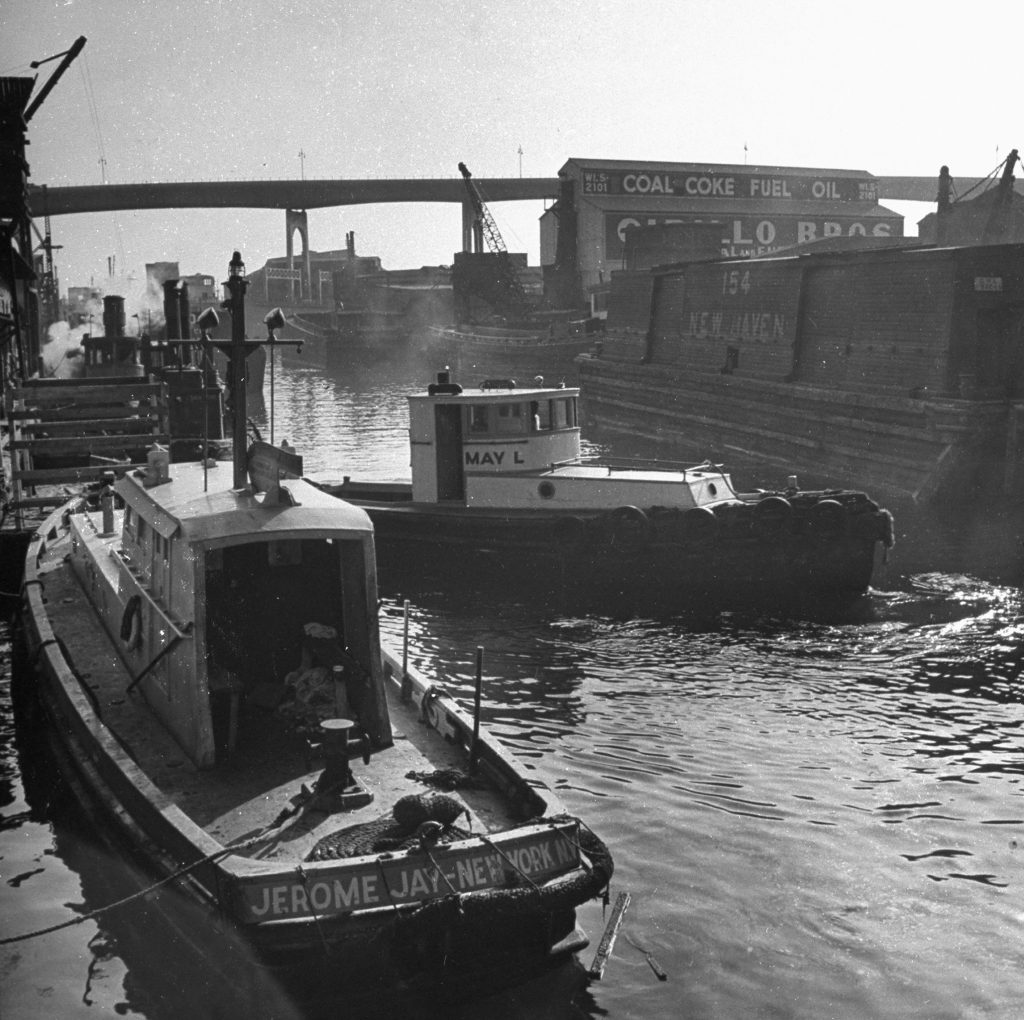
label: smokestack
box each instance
[102,295,125,338]
[163,280,181,340]
[177,281,191,340]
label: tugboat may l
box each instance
[317,371,895,604]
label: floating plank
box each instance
[587,890,630,980]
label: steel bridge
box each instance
[29,174,1020,219]
[26,178,557,216]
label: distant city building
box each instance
[245,233,452,331]
[179,273,218,318]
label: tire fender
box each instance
[605,505,652,551]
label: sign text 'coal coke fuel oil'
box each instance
[582,168,878,203]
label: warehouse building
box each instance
[540,158,904,295]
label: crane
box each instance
[981,148,1021,245]
[458,161,512,256]
[456,162,531,319]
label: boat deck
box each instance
[39,560,520,863]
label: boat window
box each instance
[468,405,490,433]
[531,400,552,431]
[551,398,573,430]
[124,506,136,540]
[495,402,525,434]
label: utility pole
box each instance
[518,145,523,178]
[298,149,306,180]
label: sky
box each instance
[2,0,1021,301]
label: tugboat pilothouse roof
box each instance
[413,380,581,404]
[114,461,373,544]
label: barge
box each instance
[577,241,1024,572]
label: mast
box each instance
[199,251,300,489]
[222,251,250,489]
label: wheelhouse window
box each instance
[531,396,577,431]
[496,402,525,434]
[468,405,490,433]
[551,397,576,429]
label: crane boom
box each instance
[458,161,510,255]
[24,36,87,123]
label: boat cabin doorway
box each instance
[202,536,377,758]
[434,404,465,500]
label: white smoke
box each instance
[40,320,87,378]
[41,270,171,378]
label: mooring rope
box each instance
[476,833,542,892]
[0,812,296,946]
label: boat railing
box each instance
[580,455,723,474]
[550,456,583,471]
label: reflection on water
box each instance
[3,359,1023,1020]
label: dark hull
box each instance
[322,483,894,606]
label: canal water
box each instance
[2,353,1023,1019]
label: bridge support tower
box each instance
[285,208,312,299]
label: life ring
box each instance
[120,594,143,649]
[604,505,651,552]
